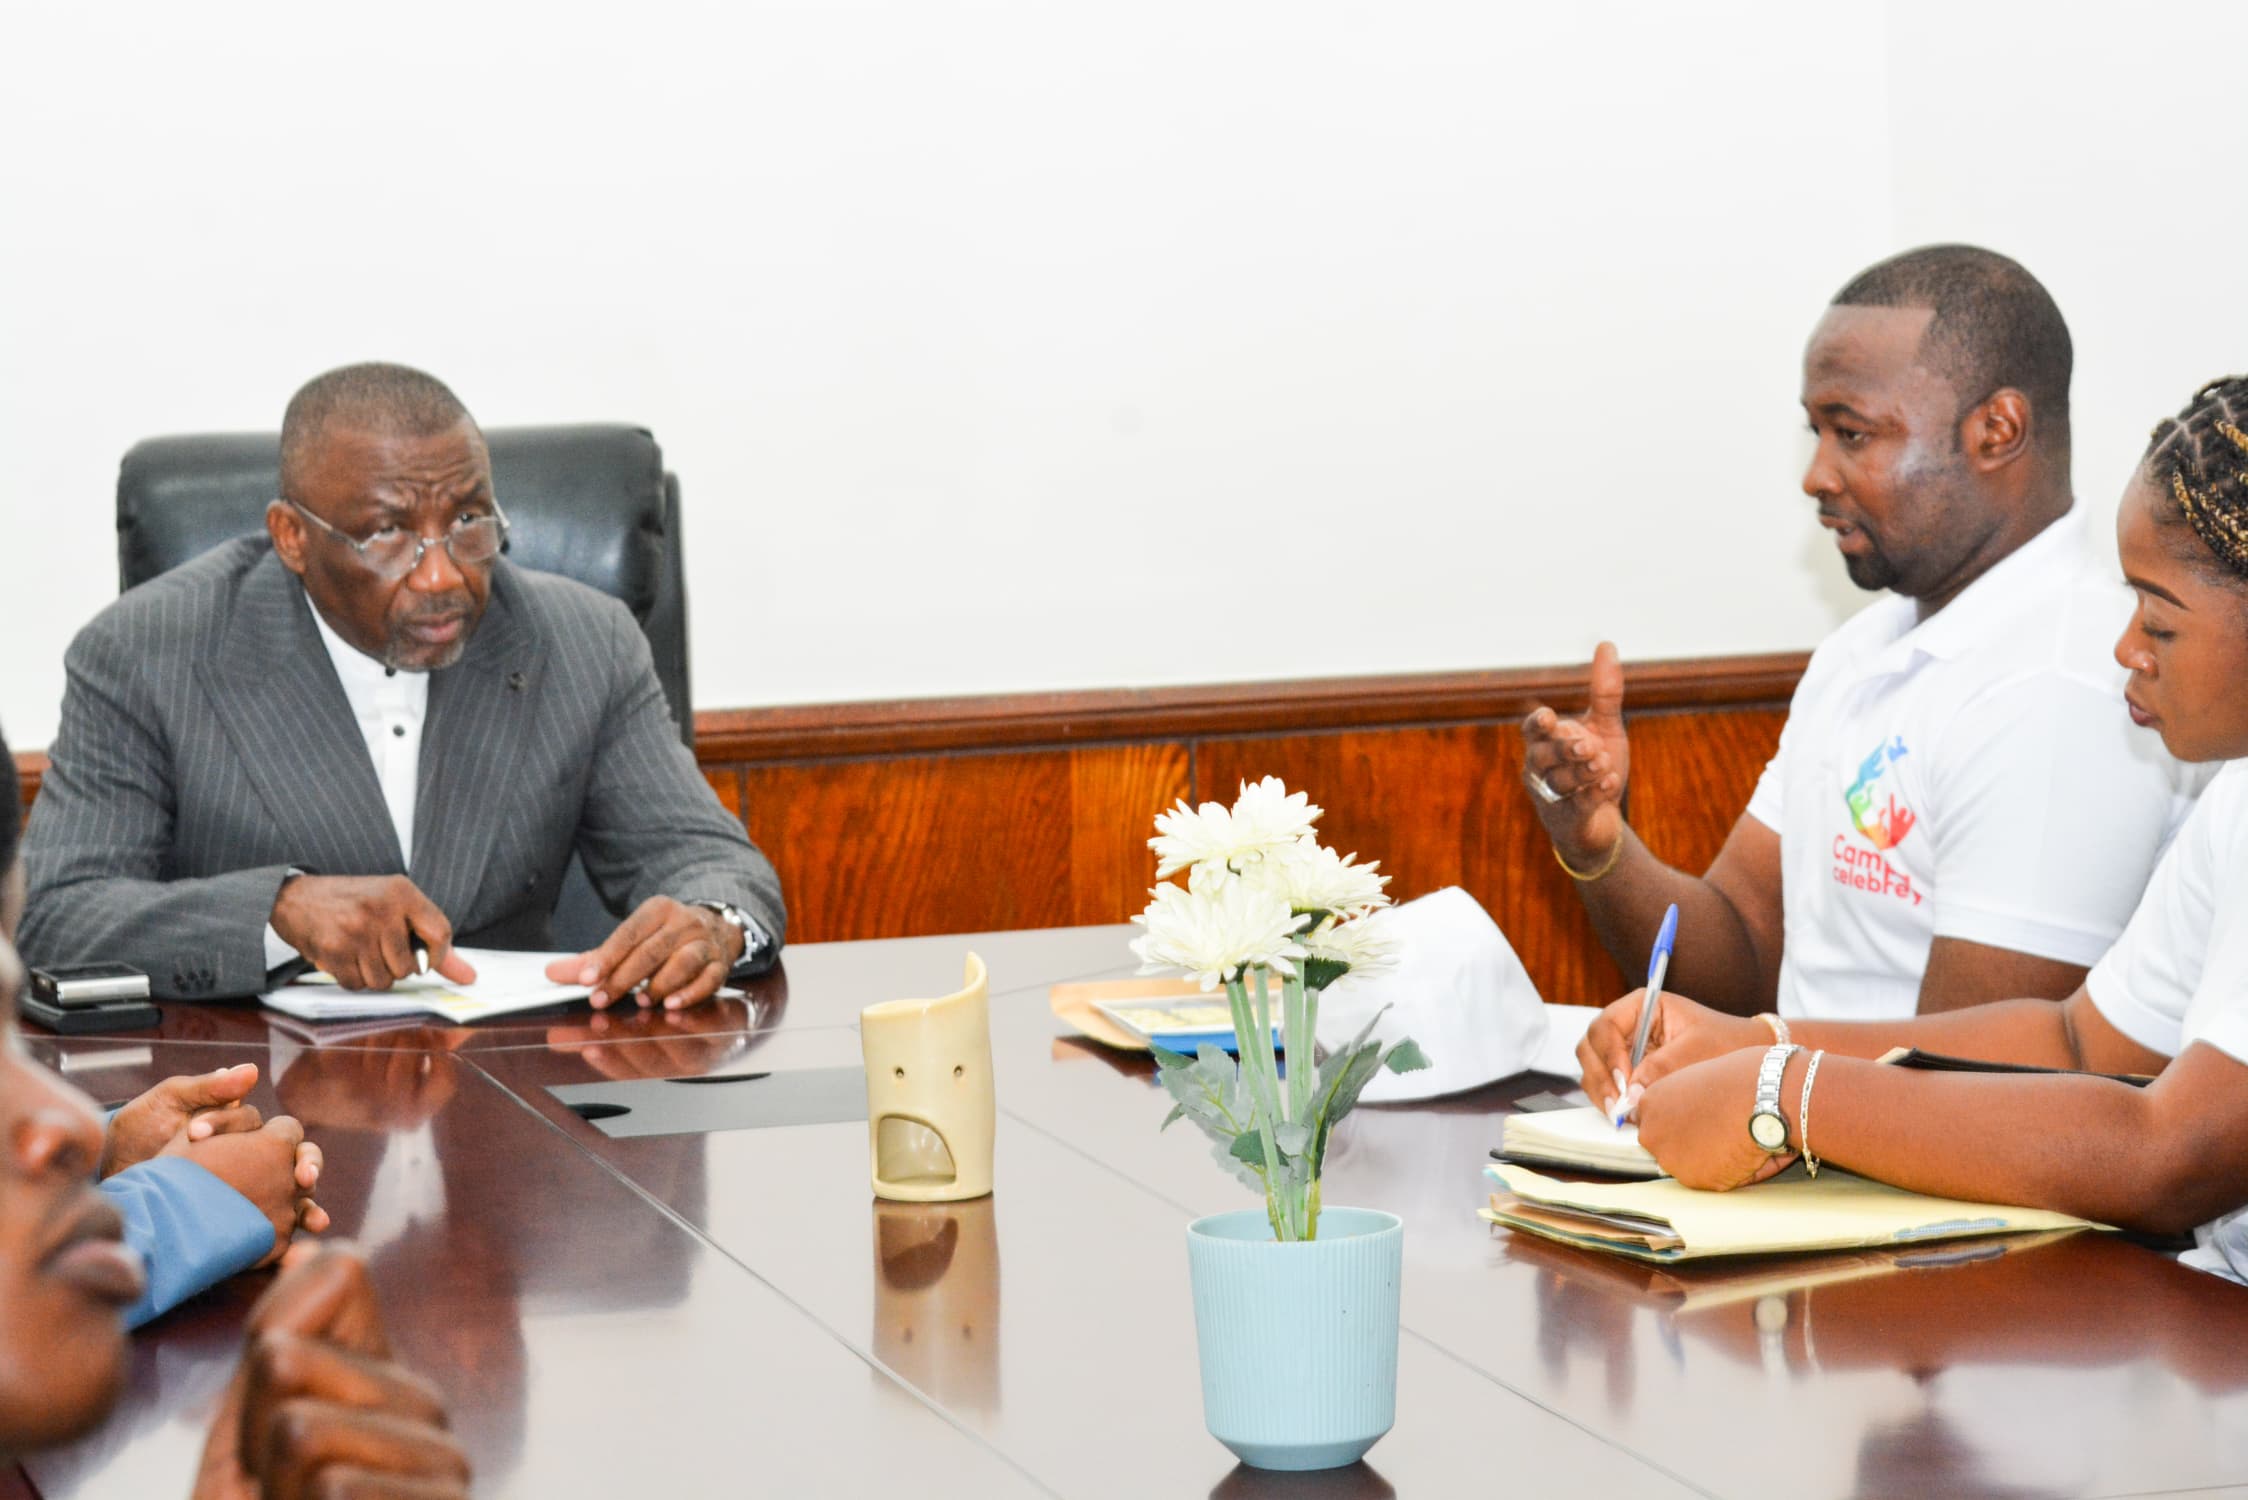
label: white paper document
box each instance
[261,948,591,1025]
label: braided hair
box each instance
[2146,377,2248,583]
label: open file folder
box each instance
[1483,1162,2105,1262]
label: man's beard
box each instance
[383,638,468,672]
[1842,542,1900,593]
[381,602,476,672]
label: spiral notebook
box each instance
[1493,1105,1664,1179]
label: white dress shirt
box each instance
[261,597,766,971]
[262,606,430,968]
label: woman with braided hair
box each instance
[1571,375,2248,1284]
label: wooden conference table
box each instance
[17,923,2248,1499]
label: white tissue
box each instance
[1314,886,1557,1102]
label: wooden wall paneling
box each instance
[735,752,1074,942]
[692,653,1810,761]
[1065,741,1190,926]
[1623,708,1788,878]
[730,744,1189,944]
[12,655,1805,959]
[1193,727,1623,1009]
[701,764,745,822]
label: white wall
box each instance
[1,2,2240,750]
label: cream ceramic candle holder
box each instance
[861,952,993,1201]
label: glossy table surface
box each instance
[24,923,2248,1498]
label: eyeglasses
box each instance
[282,497,510,580]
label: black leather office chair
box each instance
[116,424,696,951]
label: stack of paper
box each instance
[1495,1105,1664,1179]
[261,948,590,1026]
[1482,1162,2104,1263]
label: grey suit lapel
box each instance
[411,566,543,921]
[198,553,404,875]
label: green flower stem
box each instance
[1289,974,1321,1239]
[1228,974,1292,1239]
[1279,972,1296,1124]
[1286,973,1312,1125]
[1248,969,1298,1237]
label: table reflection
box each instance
[1507,1224,2248,1497]
[541,994,764,1080]
[871,1196,1002,1412]
[1208,1459,1396,1498]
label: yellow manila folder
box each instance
[1482,1163,2105,1263]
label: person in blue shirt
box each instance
[0,957,469,1493]
[98,1063,327,1326]
[3,720,326,1325]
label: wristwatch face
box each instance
[1749,1110,1789,1151]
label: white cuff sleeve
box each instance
[263,923,301,973]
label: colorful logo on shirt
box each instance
[1844,735,1917,851]
[1831,735,1923,907]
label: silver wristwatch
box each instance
[1749,1043,1800,1154]
[691,900,761,964]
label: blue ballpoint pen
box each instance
[1611,903,1679,1128]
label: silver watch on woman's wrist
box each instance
[1749,1043,1801,1154]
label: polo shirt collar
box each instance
[1888,507,2086,666]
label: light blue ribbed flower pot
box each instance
[1185,1206,1402,1471]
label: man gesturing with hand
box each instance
[1520,247,2200,1024]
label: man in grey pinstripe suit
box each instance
[22,363,785,1006]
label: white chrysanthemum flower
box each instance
[1239,836,1391,918]
[1301,909,1399,978]
[1148,777,1322,879]
[1130,880,1310,991]
[1228,776,1322,846]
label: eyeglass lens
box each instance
[361,517,505,576]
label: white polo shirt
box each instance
[1745,509,2203,1021]
[2086,760,2248,1283]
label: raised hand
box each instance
[194,1247,471,1500]
[1520,641,1631,869]
[271,875,477,993]
[544,895,739,1011]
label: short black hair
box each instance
[1832,245,2072,447]
[0,720,18,878]
[279,363,480,499]
[2145,376,2248,584]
